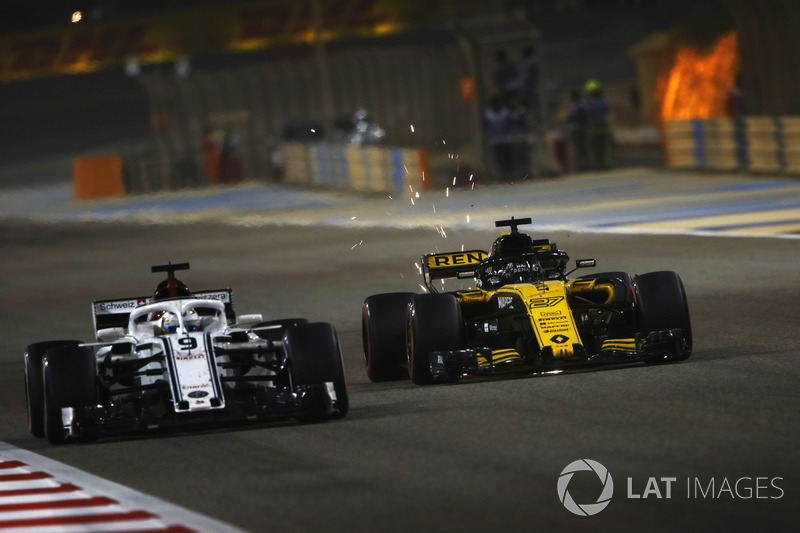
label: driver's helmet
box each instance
[490,232,533,258]
[477,260,503,289]
[153,278,190,301]
[477,258,541,289]
[502,260,539,284]
[183,308,202,332]
[160,311,180,333]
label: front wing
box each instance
[428,328,689,381]
[60,383,338,440]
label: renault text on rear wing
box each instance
[422,250,487,292]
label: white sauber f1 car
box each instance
[24,262,348,444]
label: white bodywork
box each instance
[93,296,269,414]
[129,299,227,411]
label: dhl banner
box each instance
[0,0,425,83]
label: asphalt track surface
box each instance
[0,184,798,532]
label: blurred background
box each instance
[0,0,795,193]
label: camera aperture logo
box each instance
[557,459,614,516]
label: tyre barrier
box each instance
[663,116,800,174]
[280,142,429,195]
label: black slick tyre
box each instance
[24,340,81,438]
[406,293,465,385]
[633,270,692,361]
[42,344,99,444]
[362,293,415,382]
[284,322,349,419]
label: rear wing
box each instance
[92,289,235,332]
[421,250,487,292]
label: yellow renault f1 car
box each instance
[362,217,692,385]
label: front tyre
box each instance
[407,294,465,385]
[42,344,99,444]
[24,340,81,438]
[633,271,692,362]
[284,322,349,419]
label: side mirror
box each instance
[566,258,596,277]
[97,327,125,342]
[237,313,264,327]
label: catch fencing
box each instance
[132,43,471,188]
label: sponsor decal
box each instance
[194,291,230,302]
[175,354,205,361]
[497,296,514,309]
[181,383,211,389]
[427,251,487,269]
[550,334,570,344]
[96,300,139,313]
[187,390,209,398]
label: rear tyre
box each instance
[633,271,692,362]
[284,322,349,419]
[407,294,465,385]
[42,344,99,444]
[24,340,81,438]
[362,293,416,382]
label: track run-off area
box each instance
[0,167,798,533]
[3,168,800,238]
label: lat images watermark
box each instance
[557,459,614,516]
[557,459,785,517]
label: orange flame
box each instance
[657,30,739,121]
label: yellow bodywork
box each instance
[453,277,628,362]
[477,348,521,367]
[600,338,641,352]
[456,281,587,359]
[496,282,583,358]
[565,278,616,304]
